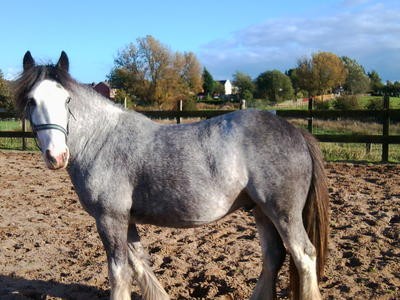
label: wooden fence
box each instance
[1,96,399,162]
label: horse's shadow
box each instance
[0,275,142,300]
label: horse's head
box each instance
[18,51,72,170]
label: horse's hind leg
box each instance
[251,207,286,300]
[127,224,170,300]
[264,204,321,300]
[96,215,132,300]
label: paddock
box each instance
[0,151,398,299]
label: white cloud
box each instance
[199,1,400,81]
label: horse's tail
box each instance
[290,130,330,299]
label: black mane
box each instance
[14,64,76,115]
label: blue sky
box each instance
[1,0,399,83]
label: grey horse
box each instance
[15,51,329,300]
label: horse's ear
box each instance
[56,51,69,72]
[23,51,35,71]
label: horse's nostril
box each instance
[45,149,58,165]
[44,149,69,169]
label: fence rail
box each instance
[1,97,398,162]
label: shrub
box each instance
[182,97,198,111]
[242,89,254,101]
[314,100,331,110]
[332,95,360,110]
[366,97,392,110]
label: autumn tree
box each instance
[159,51,202,106]
[297,52,347,98]
[139,36,170,104]
[109,35,202,107]
[180,52,202,94]
[255,70,294,102]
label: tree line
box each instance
[0,35,399,111]
[231,53,398,105]
[107,37,398,108]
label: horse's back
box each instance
[207,109,311,173]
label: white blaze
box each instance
[29,79,70,160]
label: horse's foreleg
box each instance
[251,207,286,300]
[127,224,170,300]
[96,215,132,300]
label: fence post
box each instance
[308,97,313,133]
[382,94,390,162]
[176,100,183,124]
[22,117,27,151]
[240,99,246,110]
[365,143,371,154]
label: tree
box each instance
[108,67,147,104]
[296,56,317,97]
[202,68,215,98]
[384,81,400,97]
[0,70,12,111]
[180,52,202,93]
[341,56,370,94]
[368,70,384,95]
[313,52,347,96]
[109,35,202,107]
[213,81,225,96]
[109,36,161,105]
[296,52,347,98]
[232,71,255,100]
[138,35,170,104]
[286,68,302,98]
[255,70,294,102]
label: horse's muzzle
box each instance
[44,148,69,170]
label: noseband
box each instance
[25,97,74,149]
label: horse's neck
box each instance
[67,86,124,161]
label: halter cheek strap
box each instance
[25,98,73,150]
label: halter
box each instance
[25,97,74,150]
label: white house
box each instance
[217,80,232,95]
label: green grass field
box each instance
[0,119,38,150]
[0,119,22,131]
[320,143,400,162]
[358,95,400,109]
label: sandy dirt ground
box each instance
[0,151,399,299]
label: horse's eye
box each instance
[27,98,37,107]
[66,97,71,104]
